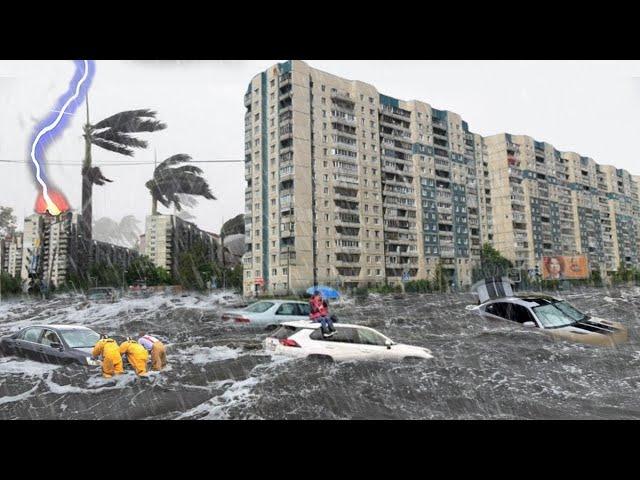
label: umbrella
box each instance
[306,285,341,299]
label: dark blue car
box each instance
[0,325,102,367]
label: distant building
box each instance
[1,233,23,277]
[138,234,146,254]
[18,212,138,289]
[145,214,217,277]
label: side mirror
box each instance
[50,342,63,350]
[522,321,536,327]
[385,340,392,350]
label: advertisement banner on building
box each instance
[542,255,589,280]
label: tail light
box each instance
[234,316,250,323]
[279,338,300,347]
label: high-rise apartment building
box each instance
[1,233,23,277]
[243,60,484,295]
[244,61,640,295]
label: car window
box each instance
[356,328,388,346]
[244,302,275,313]
[276,303,297,315]
[485,302,508,319]
[310,327,357,343]
[40,330,62,347]
[59,329,100,348]
[270,325,302,339]
[296,303,311,316]
[507,304,536,324]
[21,327,44,343]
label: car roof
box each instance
[281,320,364,330]
[25,325,95,331]
[249,299,307,305]
[481,294,562,308]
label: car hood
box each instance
[549,317,628,347]
[74,347,95,355]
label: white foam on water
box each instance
[44,371,140,394]
[176,376,261,420]
[0,383,40,406]
[0,357,61,377]
[175,345,241,365]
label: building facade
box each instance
[145,214,218,277]
[243,61,640,295]
[1,233,23,277]
[243,60,484,295]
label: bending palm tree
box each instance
[82,105,166,240]
[146,154,216,215]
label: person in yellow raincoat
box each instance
[119,337,149,376]
[92,334,124,378]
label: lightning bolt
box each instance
[29,60,95,215]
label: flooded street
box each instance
[2,287,640,419]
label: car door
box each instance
[39,329,68,364]
[294,303,311,320]
[273,302,302,324]
[309,327,359,360]
[15,327,44,360]
[353,328,394,360]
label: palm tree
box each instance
[81,105,166,241]
[146,154,216,215]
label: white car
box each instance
[221,300,311,329]
[264,320,433,362]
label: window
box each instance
[356,328,388,346]
[276,303,297,315]
[22,327,43,343]
[40,329,62,347]
[310,327,358,343]
[245,302,275,313]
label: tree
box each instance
[145,154,216,215]
[0,206,17,237]
[434,259,448,292]
[176,244,214,291]
[82,107,166,240]
[475,243,513,281]
[126,256,172,286]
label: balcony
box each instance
[244,93,251,107]
[331,90,354,104]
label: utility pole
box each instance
[287,245,291,296]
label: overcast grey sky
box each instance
[1,60,640,233]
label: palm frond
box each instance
[93,109,162,131]
[82,166,114,186]
[92,130,148,149]
[156,154,192,173]
[90,137,134,156]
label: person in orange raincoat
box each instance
[119,337,149,376]
[138,333,167,371]
[91,334,124,378]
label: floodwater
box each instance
[1,287,640,419]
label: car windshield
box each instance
[532,302,581,328]
[59,329,100,348]
[244,302,274,313]
[553,300,587,321]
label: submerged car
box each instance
[0,325,102,366]
[264,320,433,362]
[221,300,311,329]
[87,287,118,303]
[468,277,628,347]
